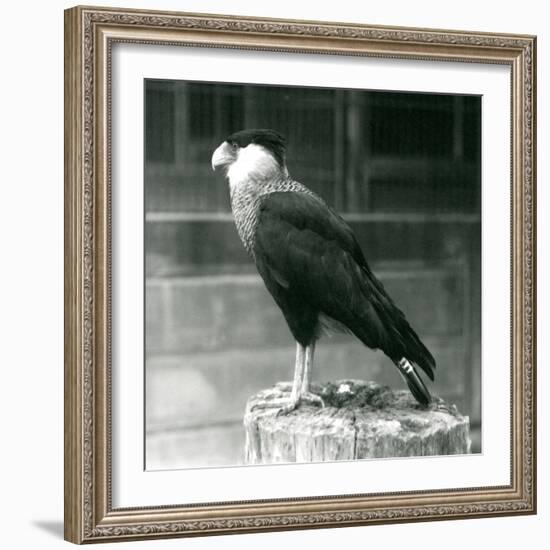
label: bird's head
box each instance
[211,129,288,186]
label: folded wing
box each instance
[253,191,435,381]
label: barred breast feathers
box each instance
[229,176,315,258]
[226,143,319,257]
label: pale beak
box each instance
[211,142,235,172]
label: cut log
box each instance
[244,380,471,464]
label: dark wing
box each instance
[253,191,435,381]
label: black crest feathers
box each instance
[226,129,287,167]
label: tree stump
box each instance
[244,380,471,464]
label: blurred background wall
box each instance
[144,80,481,469]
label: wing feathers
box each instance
[253,191,436,381]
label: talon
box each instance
[301,391,325,408]
[248,390,324,416]
[276,401,299,416]
[250,395,299,416]
[436,403,452,414]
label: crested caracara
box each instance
[212,129,435,414]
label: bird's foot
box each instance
[249,396,298,416]
[276,398,300,416]
[274,391,325,415]
[250,392,324,416]
[300,391,325,408]
[434,402,453,415]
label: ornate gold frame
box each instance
[64,5,537,544]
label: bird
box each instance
[211,129,435,414]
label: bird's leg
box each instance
[299,342,324,407]
[250,342,305,414]
[275,342,306,414]
[289,342,306,404]
[300,341,314,394]
[250,343,323,414]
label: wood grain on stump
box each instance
[244,380,471,464]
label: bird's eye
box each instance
[231,142,238,150]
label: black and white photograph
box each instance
[144,80,481,470]
[58,3,538,545]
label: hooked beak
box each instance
[211,142,235,172]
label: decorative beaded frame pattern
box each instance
[64,6,536,544]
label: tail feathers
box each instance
[397,358,431,406]
[408,334,436,381]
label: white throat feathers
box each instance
[220,141,313,258]
[227,143,288,197]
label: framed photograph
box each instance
[64,5,536,544]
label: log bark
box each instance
[244,380,471,464]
